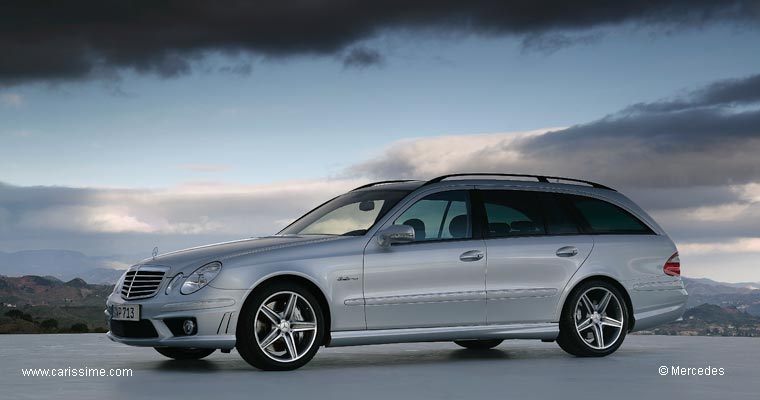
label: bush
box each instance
[40,319,59,331]
[70,323,89,333]
[5,309,33,322]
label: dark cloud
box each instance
[1,0,758,85]
[352,73,760,189]
[520,74,760,187]
[617,186,746,213]
[624,74,760,113]
[342,47,384,69]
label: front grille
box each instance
[109,320,158,338]
[121,267,167,299]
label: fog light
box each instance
[182,319,196,335]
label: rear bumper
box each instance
[629,288,688,332]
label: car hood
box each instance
[138,235,343,276]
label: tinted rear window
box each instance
[539,193,580,235]
[481,190,545,237]
[563,194,653,234]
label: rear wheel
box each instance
[236,281,325,371]
[557,280,629,357]
[454,339,503,350]
[154,347,216,360]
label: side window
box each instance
[393,191,471,241]
[563,195,653,234]
[539,193,580,235]
[481,190,545,237]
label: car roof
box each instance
[352,180,426,192]
[350,176,664,235]
[352,177,611,195]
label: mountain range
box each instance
[0,250,134,284]
[645,303,760,336]
[0,275,113,333]
[685,277,760,290]
[681,277,760,316]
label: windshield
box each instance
[278,190,411,236]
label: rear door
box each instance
[475,188,593,324]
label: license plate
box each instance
[112,304,140,321]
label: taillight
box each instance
[664,252,680,277]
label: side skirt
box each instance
[327,322,558,347]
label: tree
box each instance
[5,309,33,321]
[40,319,58,332]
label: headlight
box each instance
[181,262,222,295]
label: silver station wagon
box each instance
[106,173,688,370]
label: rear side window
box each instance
[539,193,580,235]
[481,190,545,237]
[563,195,653,234]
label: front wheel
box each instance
[236,282,325,371]
[556,281,629,357]
[154,347,216,360]
[454,339,503,350]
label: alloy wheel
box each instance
[254,291,318,362]
[573,287,624,350]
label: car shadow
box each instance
[139,348,522,372]
[140,343,647,372]
[152,359,223,371]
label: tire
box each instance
[454,339,503,350]
[236,281,325,371]
[154,347,216,360]
[557,280,629,357]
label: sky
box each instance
[1,1,760,282]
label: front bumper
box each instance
[105,286,247,350]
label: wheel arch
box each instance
[241,273,332,345]
[560,275,636,332]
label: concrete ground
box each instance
[2,334,758,400]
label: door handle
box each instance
[556,246,578,257]
[459,250,484,262]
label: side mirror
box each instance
[377,225,415,247]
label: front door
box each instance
[363,189,487,329]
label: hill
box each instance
[0,275,113,334]
[682,277,760,316]
[0,250,129,284]
[643,303,760,337]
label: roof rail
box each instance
[423,173,615,191]
[351,179,420,191]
